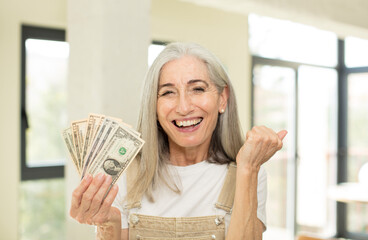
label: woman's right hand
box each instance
[69,173,121,227]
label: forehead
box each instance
[159,55,210,84]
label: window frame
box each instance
[251,39,368,240]
[337,39,368,240]
[20,25,66,180]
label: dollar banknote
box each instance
[71,119,88,170]
[62,127,80,175]
[87,125,144,184]
[62,114,144,184]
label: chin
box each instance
[174,138,207,149]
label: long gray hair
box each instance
[128,42,244,202]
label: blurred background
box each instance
[0,0,367,239]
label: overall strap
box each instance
[215,162,237,213]
[125,158,142,209]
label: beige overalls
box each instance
[125,163,237,240]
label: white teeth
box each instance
[176,118,202,127]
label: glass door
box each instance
[252,62,338,239]
[253,64,296,240]
[296,66,338,237]
[346,73,368,235]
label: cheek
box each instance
[196,95,220,113]
[156,100,173,123]
[156,106,165,125]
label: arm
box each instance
[69,173,122,240]
[226,165,264,239]
[95,206,121,240]
[226,126,287,240]
[120,229,129,240]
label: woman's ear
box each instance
[219,85,229,113]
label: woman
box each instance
[70,42,287,239]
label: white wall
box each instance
[0,0,66,239]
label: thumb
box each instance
[277,130,288,141]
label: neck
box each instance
[168,141,210,166]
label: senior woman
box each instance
[70,42,287,240]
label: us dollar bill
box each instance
[91,115,106,142]
[71,119,87,170]
[83,114,104,167]
[87,125,144,185]
[62,114,144,181]
[62,127,80,175]
[82,118,120,178]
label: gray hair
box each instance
[128,42,244,202]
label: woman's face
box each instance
[156,55,228,150]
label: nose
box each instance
[176,92,193,115]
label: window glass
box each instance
[345,37,368,68]
[148,43,165,67]
[20,179,65,240]
[347,73,368,234]
[297,66,337,236]
[348,73,368,182]
[253,64,295,240]
[25,39,69,167]
[249,14,337,67]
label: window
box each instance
[250,14,338,239]
[20,25,69,240]
[345,37,368,68]
[344,37,368,239]
[250,14,368,240]
[148,41,166,66]
[252,64,296,239]
[21,25,69,180]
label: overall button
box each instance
[214,216,224,226]
[129,214,140,225]
[211,234,216,239]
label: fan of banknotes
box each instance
[62,113,145,184]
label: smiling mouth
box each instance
[173,118,203,128]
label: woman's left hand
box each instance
[236,126,287,172]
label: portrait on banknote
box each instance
[103,159,122,176]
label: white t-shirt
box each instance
[112,161,267,233]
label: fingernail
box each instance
[105,174,112,182]
[97,173,105,180]
[83,174,92,181]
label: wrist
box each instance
[96,209,121,240]
[105,207,121,225]
[236,162,260,176]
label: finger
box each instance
[92,184,119,225]
[242,129,268,165]
[277,130,288,141]
[262,127,283,153]
[79,173,106,214]
[253,126,283,161]
[85,175,113,222]
[253,126,277,148]
[70,174,93,213]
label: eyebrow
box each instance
[188,79,209,87]
[158,79,209,90]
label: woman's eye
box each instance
[193,87,205,92]
[159,91,174,97]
